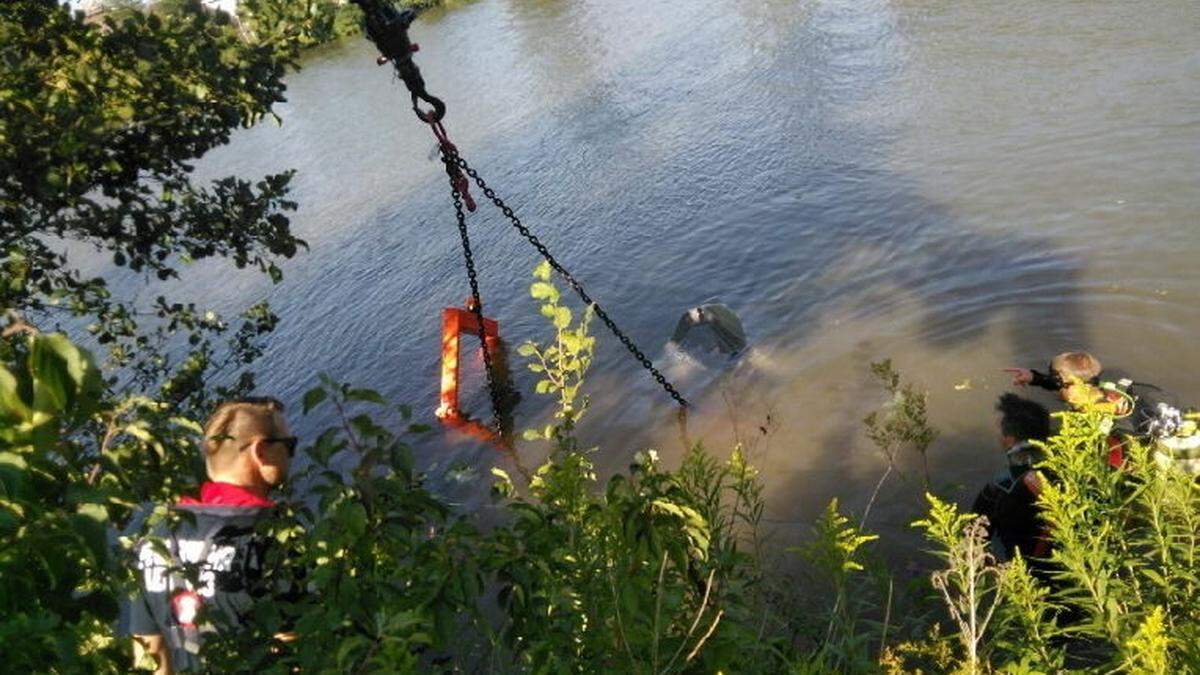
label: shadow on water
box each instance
[68,0,1125,540]
[280,0,1097,529]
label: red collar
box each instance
[178,481,275,508]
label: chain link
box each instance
[451,154,690,409]
[441,147,508,433]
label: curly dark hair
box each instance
[997,393,1050,441]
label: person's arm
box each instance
[1027,369,1060,390]
[1003,367,1059,391]
[133,634,172,675]
[126,537,172,674]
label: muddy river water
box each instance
[107,0,1200,548]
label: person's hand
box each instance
[1003,367,1033,386]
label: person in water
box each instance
[1010,351,1200,477]
[972,394,1053,567]
[1005,350,1102,395]
[1004,351,1128,414]
[668,302,747,356]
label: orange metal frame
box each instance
[436,306,501,425]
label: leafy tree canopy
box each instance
[1,0,302,408]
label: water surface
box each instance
[101,0,1200,545]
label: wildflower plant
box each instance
[484,265,779,672]
[517,260,596,450]
[1033,404,1200,669]
[863,358,939,516]
[913,495,1003,675]
[909,401,1200,673]
[794,498,882,671]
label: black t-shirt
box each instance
[125,503,272,672]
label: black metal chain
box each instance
[451,154,690,409]
[440,146,507,432]
[347,0,688,415]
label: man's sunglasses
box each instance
[239,436,299,457]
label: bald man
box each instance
[126,397,296,674]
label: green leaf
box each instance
[533,260,552,282]
[530,282,559,302]
[29,336,72,415]
[338,502,368,539]
[302,387,328,414]
[561,333,582,353]
[0,368,31,424]
[55,334,101,404]
[516,343,537,357]
[345,388,386,406]
[350,414,383,439]
[553,307,572,330]
[72,502,111,564]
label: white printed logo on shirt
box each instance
[138,539,237,598]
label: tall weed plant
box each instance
[905,405,1200,673]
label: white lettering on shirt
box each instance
[138,538,237,598]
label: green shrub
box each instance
[237,0,363,56]
[909,405,1200,673]
[0,333,208,671]
[487,266,778,672]
[6,245,1198,675]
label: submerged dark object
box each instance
[669,303,747,356]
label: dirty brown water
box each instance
[77,0,1200,552]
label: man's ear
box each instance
[248,439,268,470]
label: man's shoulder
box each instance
[173,502,273,524]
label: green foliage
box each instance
[806,498,879,579]
[1032,406,1200,670]
[236,0,463,56]
[992,554,1065,671]
[2,0,301,418]
[518,260,596,449]
[489,447,729,672]
[909,403,1200,673]
[864,358,938,487]
[237,0,363,56]
[483,264,773,671]
[792,498,884,672]
[913,495,1003,675]
[0,334,205,671]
